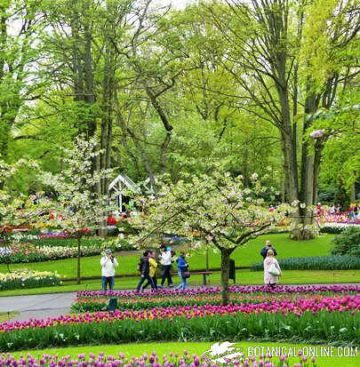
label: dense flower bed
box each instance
[0,236,135,263]
[323,215,360,225]
[0,310,358,351]
[73,285,360,312]
[0,243,104,263]
[2,295,359,332]
[77,284,360,299]
[0,351,318,367]
[72,293,323,313]
[0,270,61,290]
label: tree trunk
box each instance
[0,120,10,160]
[77,237,81,284]
[280,129,298,202]
[312,140,323,204]
[220,248,232,305]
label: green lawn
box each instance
[0,311,17,322]
[0,233,334,279]
[192,233,334,268]
[10,342,360,367]
[1,269,359,296]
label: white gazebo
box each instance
[140,177,156,197]
[108,174,141,213]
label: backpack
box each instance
[138,257,144,273]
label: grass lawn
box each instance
[10,342,360,367]
[0,311,17,322]
[1,269,359,296]
[0,233,334,279]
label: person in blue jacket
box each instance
[175,252,189,290]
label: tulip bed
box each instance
[72,285,360,312]
[0,270,61,290]
[72,293,321,312]
[0,243,103,264]
[1,294,359,351]
[0,351,318,367]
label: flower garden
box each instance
[1,284,359,367]
[0,270,61,290]
[0,350,321,367]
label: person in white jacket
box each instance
[100,249,118,290]
[159,245,173,287]
[263,249,281,288]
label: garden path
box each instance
[0,292,76,321]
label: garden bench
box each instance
[198,271,213,286]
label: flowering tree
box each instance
[43,136,112,284]
[130,172,284,305]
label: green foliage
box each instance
[251,256,360,271]
[0,311,358,352]
[332,227,360,257]
[320,226,347,234]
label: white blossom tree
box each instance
[43,136,112,284]
[130,172,285,305]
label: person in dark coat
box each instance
[260,240,278,259]
[136,251,156,291]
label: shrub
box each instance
[332,227,360,257]
[251,255,360,271]
[0,270,61,290]
[320,226,346,234]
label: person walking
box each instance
[100,249,118,291]
[175,252,189,290]
[263,249,281,288]
[143,250,158,290]
[159,245,173,287]
[136,251,156,291]
[260,240,278,259]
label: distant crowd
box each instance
[100,240,284,292]
[100,244,189,292]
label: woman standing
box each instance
[143,250,158,290]
[175,252,189,290]
[263,249,281,288]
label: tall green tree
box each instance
[204,0,359,237]
[0,0,43,161]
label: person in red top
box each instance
[106,214,117,226]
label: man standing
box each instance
[159,245,173,287]
[260,240,278,259]
[100,249,118,291]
